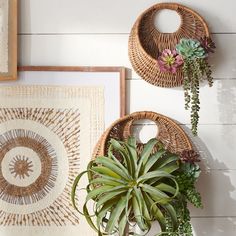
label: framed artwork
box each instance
[17,66,126,126]
[0,66,126,236]
[0,0,17,81]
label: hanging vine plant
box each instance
[157,37,216,135]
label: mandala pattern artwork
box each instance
[0,108,82,226]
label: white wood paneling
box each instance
[188,125,236,170]
[19,34,236,79]
[191,170,236,217]
[128,80,236,125]
[20,0,236,34]
[191,218,236,236]
[132,124,236,170]
[18,34,130,68]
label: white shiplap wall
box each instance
[19,0,236,235]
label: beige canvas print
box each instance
[0,85,104,236]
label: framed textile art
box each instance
[0,66,125,236]
[0,0,17,81]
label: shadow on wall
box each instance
[181,126,235,235]
[217,80,236,149]
[136,125,236,236]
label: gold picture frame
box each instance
[0,0,17,80]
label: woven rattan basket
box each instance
[93,111,192,159]
[129,3,210,87]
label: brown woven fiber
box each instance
[129,3,210,87]
[93,111,193,159]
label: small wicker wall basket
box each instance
[128,3,210,87]
[93,111,193,159]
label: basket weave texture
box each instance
[129,3,210,87]
[93,111,193,159]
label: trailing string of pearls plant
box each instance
[157,37,216,135]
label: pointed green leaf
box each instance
[83,202,99,233]
[136,138,158,176]
[86,185,114,202]
[158,163,179,174]
[107,151,132,179]
[95,156,130,180]
[118,208,131,236]
[154,155,179,170]
[162,204,178,231]
[143,150,166,174]
[96,189,127,209]
[71,170,88,214]
[140,184,171,202]
[91,166,121,179]
[155,182,179,198]
[96,199,117,233]
[143,192,166,232]
[134,187,152,226]
[137,171,173,183]
[91,174,126,185]
[110,139,133,176]
[89,177,122,187]
[105,196,127,233]
[132,194,148,232]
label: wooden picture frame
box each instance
[17,66,126,127]
[0,66,125,234]
[0,0,17,81]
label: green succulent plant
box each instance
[71,137,202,236]
[182,57,213,136]
[176,38,207,60]
[176,38,214,135]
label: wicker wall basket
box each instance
[128,3,210,87]
[93,111,193,159]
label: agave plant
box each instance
[72,137,202,236]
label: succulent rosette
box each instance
[200,36,216,53]
[158,49,183,73]
[180,150,201,164]
[156,37,215,136]
[176,38,207,59]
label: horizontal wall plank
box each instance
[191,170,236,217]
[191,218,236,236]
[147,218,236,236]
[18,34,130,68]
[132,124,236,170]
[128,80,236,125]
[18,34,236,80]
[20,0,236,34]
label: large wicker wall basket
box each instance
[93,111,193,159]
[129,3,210,87]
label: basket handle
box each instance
[152,3,180,11]
[123,112,161,141]
[149,3,183,33]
